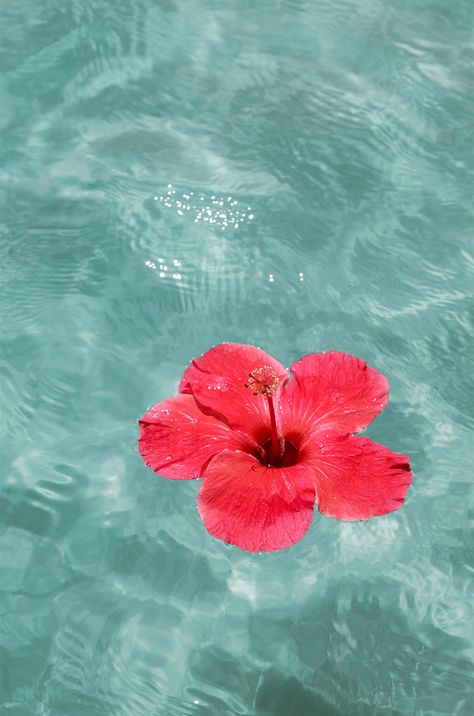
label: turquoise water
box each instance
[1,0,473,714]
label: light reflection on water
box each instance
[0,0,473,714]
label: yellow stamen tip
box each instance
[246,366,280,397]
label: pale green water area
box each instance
[1,1,473,714]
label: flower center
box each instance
[259,437,299,467]
[246,366,297,467]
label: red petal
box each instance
[306,433,412,520]
[197,450,316,552]
[179,343,289,442]
[138,394,254,480]
[283,351,389,435]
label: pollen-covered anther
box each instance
[246,366,280,397]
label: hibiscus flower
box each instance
[138,343,412,553]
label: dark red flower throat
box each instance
[246,366,298,468]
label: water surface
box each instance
[1,1,473,714]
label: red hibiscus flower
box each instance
[138,343,412,553]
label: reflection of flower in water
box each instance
[154,184,255,231]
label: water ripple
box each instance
[1,0,473,714]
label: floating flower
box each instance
[138,343,412,553]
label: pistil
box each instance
[246,365,282,463]
[266,392,280,462]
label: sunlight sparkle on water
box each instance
[145,258,183,281]
[154,185,255,231]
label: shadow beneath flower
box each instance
[254,669,344,716]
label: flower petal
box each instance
[197,450,316,552]
[306,433,412,520]
[179,343,289,441]
[138,394,254,480]
[283,351,389,435]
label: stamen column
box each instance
[246,365,282,463]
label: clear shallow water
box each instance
[0,0,473,714]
